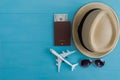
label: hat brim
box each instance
[72,2,119,58]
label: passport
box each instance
[54,21,71,46]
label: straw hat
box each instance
[72,2,119,58]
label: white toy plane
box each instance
[50,48,78,72]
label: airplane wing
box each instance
[60,50,76,58]
[56,58,62,72]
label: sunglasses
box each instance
[81,59,105,67]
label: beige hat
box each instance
[72,2,119,58]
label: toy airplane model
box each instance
[50,48,78,72]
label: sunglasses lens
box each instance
[94,59,105,67]
[81,59,92,67]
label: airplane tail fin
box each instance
[71,63,78,71]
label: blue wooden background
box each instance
[0,0,120,80]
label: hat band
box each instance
[78,8,100,52]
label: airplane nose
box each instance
[50,48,53,52]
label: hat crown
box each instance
[90,11,114,52]
[82,9,116,53]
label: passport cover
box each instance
[54,21,71,46]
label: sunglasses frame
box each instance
[80,59,105,67]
